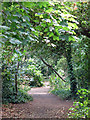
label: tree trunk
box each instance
[15,62,19,96]
[0,68,2,106]
[66,42,77,97]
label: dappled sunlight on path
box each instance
[2,82,73,118]
[28,82,50,95]
[27,82,73,118]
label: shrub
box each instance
[2,86,33,104]
[49,74,71,100]
[51,88,71,100]
[29,75,43,87]
[68,89,90,118]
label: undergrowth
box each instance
[2,87,33,104]
[49,74,71,100]
[51,88,71,100]
[68,89,90,118]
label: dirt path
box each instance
[2,82,73,118]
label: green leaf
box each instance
[49,32,54,37]
[41,23,46,27]
[10,38,22,44]
[68,23,78,29]
[28,36,34,41]
[23,2,35,8]
[46,7,53,13]
[0,25,10,30]
[35,26,42,31]
[53,36,56,40]
[69,36,75,41]
[39,14,43,18]
[34,20,39,23]
[44,28,48,32]
[32,31,39,36]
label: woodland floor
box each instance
[2,82,73,119]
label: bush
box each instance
[49,74,71,100]
[51,88,71,100]
[2,86,33,104]
[68,89,90,118]
[29,75,43,87]
[23,64,44,87]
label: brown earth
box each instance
[2,82,73,119]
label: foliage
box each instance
[19,85,31,92]
[49,74,71,100]
[68,89,90,118]
[56,56,68,72]
[2,86,33,104]
[64,1,89,89]
[1,1,89,104]
[19,58,43,87]
[72,36,89,89]
[51,89,71,100]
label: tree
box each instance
[2,1,88,101]
[64,1,89,89]
[21,2,79,96]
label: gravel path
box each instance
[2,82,73,118]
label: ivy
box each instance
[68,89,90,118]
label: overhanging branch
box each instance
[40,57,66,82]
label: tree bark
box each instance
[40,57,66,82]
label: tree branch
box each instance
[40,57,66,82]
